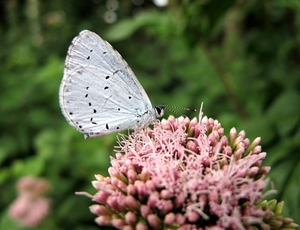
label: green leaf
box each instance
[266,90,300,136]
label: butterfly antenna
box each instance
[160,104,196,117]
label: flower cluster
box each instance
[82,111,298,229]
[9,176,51,227]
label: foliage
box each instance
[0,0,299,229]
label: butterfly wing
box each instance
[59,30,156,138]
[63,30,151,105]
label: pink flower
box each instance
[79,109,298,229]
[9,176,51,227]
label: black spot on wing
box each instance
[85,86,89,98]
[87,49,93,60]
[90,118,97,125]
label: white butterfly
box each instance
[59,30,164,138]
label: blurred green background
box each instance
[0,0,299,229]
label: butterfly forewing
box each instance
[64,30,150,102]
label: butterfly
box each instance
[59,30,164,138]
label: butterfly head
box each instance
[154,105,165,118]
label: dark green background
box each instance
[0,0,299,229]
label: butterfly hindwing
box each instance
[60,66,154,137]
